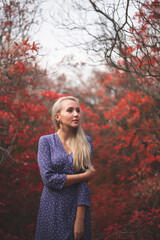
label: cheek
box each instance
[60,113,71,120]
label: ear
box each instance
[55,113,60,121]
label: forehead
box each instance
[61,99,80,109]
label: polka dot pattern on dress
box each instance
[35,133,93,240]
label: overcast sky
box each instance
[34,0,137,73]
[34,0,89,71]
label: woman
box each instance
[35,96,95,240]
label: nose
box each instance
[74,110,79,116]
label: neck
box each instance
[57,128,74,143]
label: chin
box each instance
[71,124,79,129]
[72,125,79,128]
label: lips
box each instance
[73,119,79,123]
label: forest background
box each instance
[0,0,160,239]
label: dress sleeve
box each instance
[37,136,66,190]
[76,135,93,207]
[76,182,91,207]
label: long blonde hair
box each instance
[52,96,93,172]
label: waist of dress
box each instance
[43,183,79,194]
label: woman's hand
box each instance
[84,168,95,181]
[74,217,84,240]
[74,205,85,240]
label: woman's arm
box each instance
[74,205,85,240]
[64,169,95,187]
[64,135,95,187]
[38,136,95,190]
[38,136,67,190]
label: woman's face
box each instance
[56,99,81,129]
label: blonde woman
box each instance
[35,96,95,240]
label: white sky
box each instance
[34,0,137,73]
[34,0,89,71]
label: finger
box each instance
[74,233,79,240]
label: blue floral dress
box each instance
[35,133,93,240]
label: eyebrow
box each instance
[66,107,80,110]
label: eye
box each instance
[67,108,73,113]
[76,108,80,113]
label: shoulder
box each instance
[85,135,93,148]
[39,133,53,141]
[85,135,92,143]
[38,133,55,145]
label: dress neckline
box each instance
[55,132,72,156]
